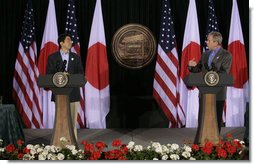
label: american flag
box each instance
[65,0,86,128]
[153,0,185,127]
[13,0,43,128]
[204,0,219,51]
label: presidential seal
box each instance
[52,72,69,87]
[204,71,220,86]
[112,24,156,69]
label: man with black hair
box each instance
[46,33,84,140]
[188,31,232,133]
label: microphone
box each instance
[61,60,67,72]
[56,60,60,72]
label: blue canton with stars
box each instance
[204,0,219,50]
[65,0,79,46]
[20,0,36,52]
[159,0,176,54]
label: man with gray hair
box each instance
[188,31,232,133]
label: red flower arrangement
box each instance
[191,134,246,160]
[0,133,247,160]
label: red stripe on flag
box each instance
[228,41,248,88]
[13,70,40,128]
[180,41,201,79]
[153,89,177,127]
[12,89,31,128]
[154,72,177,107]
[156,54,177,86]
[38,42,59,75]
[17,52,42,119]
[86,42,109,90]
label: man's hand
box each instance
[188,58,197,67]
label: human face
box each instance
[61,36,72,50]
[205,35,218,50]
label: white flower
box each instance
[66,145,76,151]
[182,151,191,158]
[171,144,179,150]
[26,144,34,149]
[47,153,52,160]
[162,145,169,154]
[38,154,46,160]
[42,150,49,156]
[147,146,151,150]
[133,145,143,151]
[127,141,135,149]
[240,141,245,145]
[56,146,62,152]
[34,144,40,149]
[60,137,68,142]
[161,154,168,160]
[155,146,163,154]
[36,147,43,153]
[44,145,51,151]
[170,154,180,160]
[183,145,192,152]
[0,147,5,152]
[189,157,196,160]
[50,146,57,153]
[167,143,171,148]
[30,148,36,155]
[57,153,65,160]
[0,139,3,144]
[151,142,161,148]
[50,154,57,160]
[153,158,159,160]
[72,149,78,155]
[22,154,31,160]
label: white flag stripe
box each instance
[157,45,178,75]
[226,0,248,127]
[179,0,200,127]
[155,63,177,96]
[228,0,244,44]
[88,0,106,47]
[154,80,177,117]
[13,79,34,125]
[85,82,109,128]
[41,90,55,128]
[38,0,58,128]
[15,56,42,126]
[182,0,200,49]
[186,89,199,127]
[40,1,58,49]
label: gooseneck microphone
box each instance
[61,60,67,72]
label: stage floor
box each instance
[23,127,246,149]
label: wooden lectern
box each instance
[184,72,233,146]
[38,74,86,148]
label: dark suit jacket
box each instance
[46,51,84,102]
[189,47,232,100]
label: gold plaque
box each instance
[112,24,156,69]
[204,71,220,86]
[52,72,69,87]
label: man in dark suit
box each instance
[46,33,84,140]
[188,31,232,133]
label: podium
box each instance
[184,72,233,146]
[38,74,86,148]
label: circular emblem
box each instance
[52,72,69,87]
[204,71,220,86]
[112,24,156,69]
